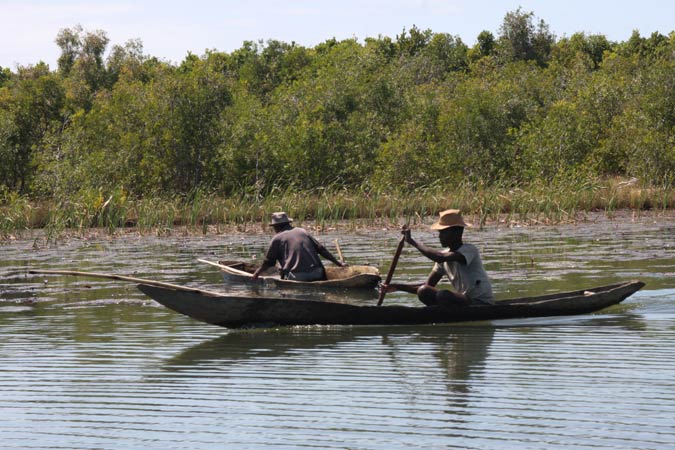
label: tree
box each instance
[619,30,669,60]
[57,55,231,196]
[0,64,64,193]
[224,39,311,101]
[106,38,147,84]
[0,66,10,87]
[552,33,613,69]
[477,31,496,56]
[498,8,555,66]
[55,26,81,76]
[516,100,597,180]
[423,33,469,73]
[0,109,19,192]
[56,25,110,110]
[374,86,445,188]
[396,25,432,56]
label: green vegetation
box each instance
[1,9,675,238]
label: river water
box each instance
[1,213,674,449]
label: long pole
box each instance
[377,232,406,306]
[28,269,223,296]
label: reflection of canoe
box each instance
[138,280,644,329]
[199,259,381,290]
[162,325,495,370]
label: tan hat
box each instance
[430,209,471,230]
[268,211,293,226]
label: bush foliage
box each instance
[1,9,674,215]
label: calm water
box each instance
[1,213,675,449]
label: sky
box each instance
[2,0,674,69]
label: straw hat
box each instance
[430,209,471,230]
[268,211,293,226]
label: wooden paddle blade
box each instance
[377,234,406,306]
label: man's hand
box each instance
[402,228,415,246]
[379,282,397,293]
[380,281,423,295]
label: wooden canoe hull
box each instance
[213,260,381,289]
[138,280,645,329]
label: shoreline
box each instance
[3,208,672,246]
[3,178,673,243]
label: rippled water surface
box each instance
[1,214,675,449]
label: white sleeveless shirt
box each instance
[430,243,494,304]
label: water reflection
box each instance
[163,328,361,368]
[379,326,496,424]
[165,326,490,369]
[163,324,496,427]
[434,328,494,397]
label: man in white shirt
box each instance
[382,209,494,307]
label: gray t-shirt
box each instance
[263,227,325,275]
[430,243,494,304]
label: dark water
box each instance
[1,213,675,449]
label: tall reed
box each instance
[2,177,673,240]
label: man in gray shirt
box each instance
[252,212,344,282]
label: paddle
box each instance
[377,226,407,306]
[28,269,224,296]
[333,239,345,265]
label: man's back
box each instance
[266,227,324,276]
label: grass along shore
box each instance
[2,177,674,242]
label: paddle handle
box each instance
[377,233,406,306]
[333,239,345,265]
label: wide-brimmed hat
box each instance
[430,209,471,230]
[268,211,293,226]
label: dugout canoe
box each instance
[137,280,645,329]
[198,259,381,290]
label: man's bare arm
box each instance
[382,282,423,294]
[251,260,273,279]
[403,230,466,264]
[317,244,344,266]
[382,269,444,294]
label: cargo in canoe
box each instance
[199,259,381,290]
[137,280,645,329]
